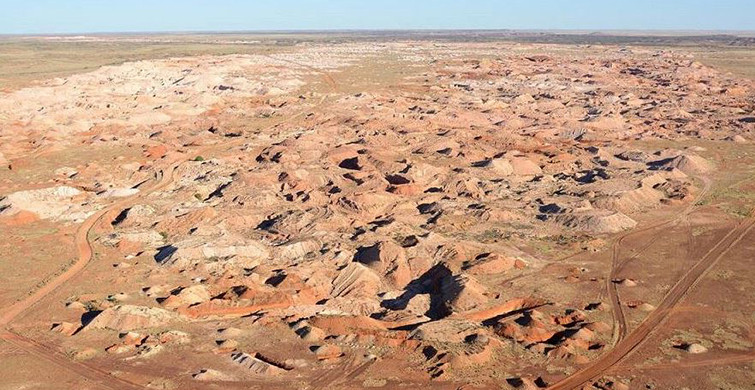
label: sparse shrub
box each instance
[83,301,98,312]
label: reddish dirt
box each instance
[1,38,753,390]
[548,216,755,389]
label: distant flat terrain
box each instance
[1,32,754,90]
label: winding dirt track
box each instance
[604,177,712,347]
[548,215,755,390]
[0,162,180,328]
[0,162,181,390]
[0,58,338,389]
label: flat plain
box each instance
[0,32,753,390]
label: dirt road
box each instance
[0,163,181,388]
[548,216,755,389]
[604,177,711,346]
[0,161,181,327]
[0,61,338,388]
[0,330,144,390]
[1,56,337,328]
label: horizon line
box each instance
[3,28,755,38]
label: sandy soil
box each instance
[0,35,754,390]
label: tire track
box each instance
[548,216,755,390]
[0,160,181,328]
[1,59,339,389]
[604,176,711,346]
[0,330,143,390]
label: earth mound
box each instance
[85,305,179,331]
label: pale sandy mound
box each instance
[508,157,542,176]
[591,170,691,213]
[615,278,638,287]
[637,303,656,312]
[489,158,514,175]
[102,230,165,248]
[201,241,270,259]
[550,210,637,234]
[160,285,211,309]
[291,320,327,341]
[462,253,518,275]
[155,206,217,235]
[472,158,510,175]
[640,169,688,187]
[99,188,140,198]
[331,262,383,298]
[278,237,322,261]
[156,237,270,266]
[86,305,179,331]
[684,343,708,354]
[409,318,481,343]
[51,322,81,336]
[192,369,236,381]
[229,352,287,375]
[570,327,595,342]
[441,274,488,313]
[475,155,541,176]
[0,186,84,220]
[664,154,713,175]
[354,241,411,289]
[109,204,155,228]
[217,327,245,338]
[593,185,664,214]
[584,321,612,333]
[323,297,383,317]
[725,135,748,143]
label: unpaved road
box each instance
[0,59,335,328]
[0,330,145,390]
[0,62,337,388]
[0,162,180,390]
[604,177,711,347]
[0,160,181,328]
[548,215,755,390]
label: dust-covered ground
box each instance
[0,33,754,390]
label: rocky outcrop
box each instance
[85,305,179,331]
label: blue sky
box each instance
[2,0,753,34]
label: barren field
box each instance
[0,33,754,390]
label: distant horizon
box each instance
[3,1,754,35]
[3,28,755,38]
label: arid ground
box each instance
[0,32,754,390]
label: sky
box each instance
[2,0,753,35]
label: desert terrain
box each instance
[0,33,754,390]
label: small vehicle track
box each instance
[548,215,755,389]
[0,60,338,388]
[604,176,711,346]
